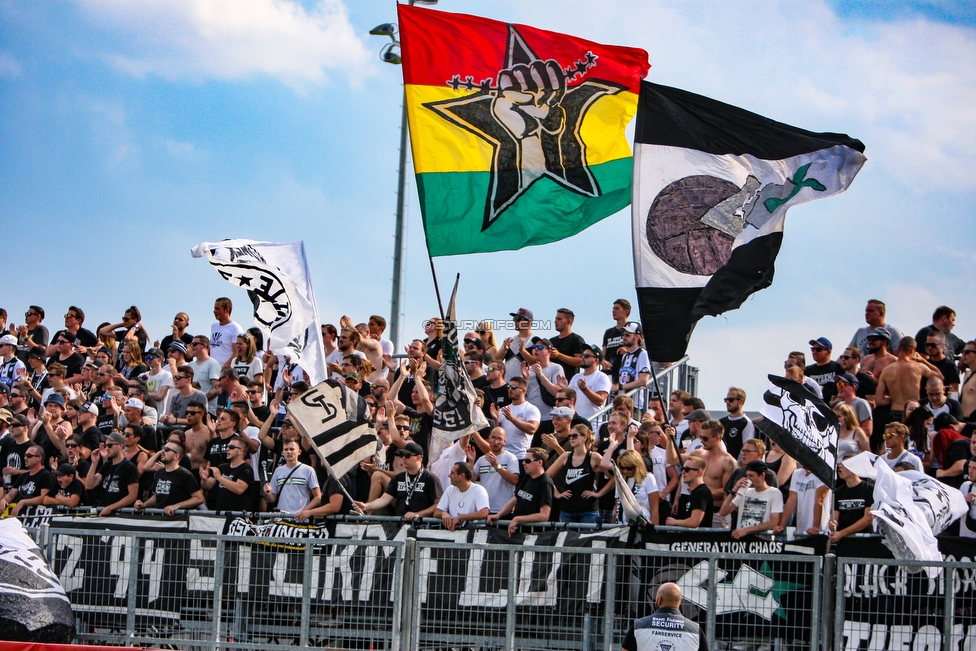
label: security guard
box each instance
[622,582,708,651]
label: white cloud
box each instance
[518,0,976,190]
[74,0,372,89]
[0,53,23,78]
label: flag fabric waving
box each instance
[632,82,866,361]
[398,4,648,256]
[191,239,327,385]
[756,375,839,487]
[870,459,943,575]
[287,380,377,480]
[429,276,489,463]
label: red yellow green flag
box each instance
[398,5,649,256]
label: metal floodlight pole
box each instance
[371,0,436,351]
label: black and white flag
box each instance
[287,380,377,479]
[756,375,838,487]
[839,453,966,537]
[632,82,865,361]
[191,239,327,385]
[430,276,489,463]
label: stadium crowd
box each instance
[0,298,974,540]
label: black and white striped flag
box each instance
[287,380,377,479]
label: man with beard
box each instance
[0,444,55,516]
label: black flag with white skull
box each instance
[756,375,838,487]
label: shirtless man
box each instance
[960,342,976,418]
[339,317,385,383]
[875,337,942,425]
[689,420,736,528]
[182,401,213,470]
[860,328,897,381]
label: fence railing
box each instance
[24,516,975,651]
[589,355,698,431]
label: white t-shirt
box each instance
[436,482,490,519]
[525,362,565,421]
[210,321,245,366]
[615,474,659,524]
[649,446,669,496]
[789,469,831,534]
[881,449,924,472]
[474,449,520,513]
[733,485,784,530]
[145,368,174,395]
[231,357,264,382]
[499,401,541,459]
[568,370,612,420]
[326,349,345,381]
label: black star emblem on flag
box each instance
[424,24,626,232]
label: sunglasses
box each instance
[882,431,900,439]
[66,443,79,448]
[681,466,699,473]
[24,453,41,458]
[163,447,179,454]
[530,345,547,351]
[568,433,582,439]
[522,458,537,464]
[105,443,119,449]
[395,450,417,458]
[396,424,410,431]
[476,330,487,335]
[811,346,826,352]
[838,355,852,360]
[724,397,739,402]
[186,411,204,416]
[619,465,634,471]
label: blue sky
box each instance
[1,0,973,411]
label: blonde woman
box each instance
[546,424,611,524]
[476,320,499,358]
[834,402,870,459]
[230,334,264,381]
[614,449,659,525]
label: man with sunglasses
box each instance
[85,432,139,517]
[201,434,257,512]
[804,337,844,403]
[568,345,611,422]
[481,362,511,420]
[522,338,564,434]
[160,365,208,428]
[187,337,221,416]
[487,447,553,536]
[834,374,873,441]
[136,441,203,516]
[354,442,441,520]
[921,332,960,395]
[666,457,712,529]
[0,418,35,502]
[0,334,26,390]
[13,306,48,362]
[46,306,98,357]
[45,332,86,385]
[835,347,877,403]
[0,444,55,516]
[719,387,754,462]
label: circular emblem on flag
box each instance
[645,175,738,276]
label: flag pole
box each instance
[427,255,447,320]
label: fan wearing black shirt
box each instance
[830,457,874,542]
[136,442,203,515]
[201,435,257,512]
[0,445,56,516]
[488,447,554,535]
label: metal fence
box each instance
[589,355,699,431]
[833,556,976,651]
[24,519,852,651]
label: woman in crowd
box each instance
[905,406,933,467]
[476,320,498,359]
[546,424,612,524]
[230,333,264,381]
[613,449,659,525]
[834,403,871,459]
[118,341,148,385]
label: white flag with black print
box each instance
[870,458,944,575]
[191,239,326,385]
[756,375,838,487]
[287,380,377,480]
[837,452,966,536]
